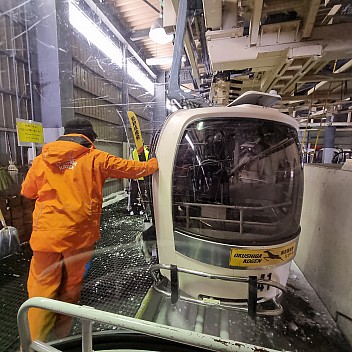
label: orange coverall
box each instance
[21,134,158,341]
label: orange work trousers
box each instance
[27,246,94,342]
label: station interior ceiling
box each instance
[106,0,352,148]
[0,0,352,162]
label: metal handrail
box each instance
[179,201,292,211]
[17,297,285,352]
[178,201,291,234]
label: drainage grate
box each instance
[74,200,154,333]
[0,199,152,350]
[0,246,32,352]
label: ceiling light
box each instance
[149,17,173,45]
[69,1,122,67]
[146,57,172,66]
[127,59,154,95]
[69,1,154,95]
[146,56,186,66]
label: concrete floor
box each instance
[141,262,352,351]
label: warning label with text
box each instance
[16,119,44,145]
[229,242,296,268]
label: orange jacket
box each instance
[21,134,158,252]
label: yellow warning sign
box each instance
[16,119,44,145]
[229,242,296,268]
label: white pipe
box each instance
[18,297,285,352]
[168,0,193,101]
[31,341,61,352]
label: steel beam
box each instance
[202,0,222,31]
[298,72,352,83]
[249,0,263,46]
[281,92,352,103]
[260,49,290,92]
[308,60,352,95]
[261,0,303,14]
[302,0,321,38]
[281,56,322,95]
[31,0,74,142]
[207,23,352,72]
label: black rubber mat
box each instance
[0,199,151,351]
[76,200,154,333]
[0,245,32,352]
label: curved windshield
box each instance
[172,118,303,245]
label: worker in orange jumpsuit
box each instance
[21,118,158,342]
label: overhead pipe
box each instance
[168,0,194,101]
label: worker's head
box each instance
[64,118,97,142]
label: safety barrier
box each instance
[18,297,287,352]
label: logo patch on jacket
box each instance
[57,160,77,171]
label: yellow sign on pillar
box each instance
[16,119,44,145]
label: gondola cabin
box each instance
[151,95,303,310]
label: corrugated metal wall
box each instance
[0,0,32,166]
[0,0,155,197]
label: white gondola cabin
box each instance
[150,95,303,313]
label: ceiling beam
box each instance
[280,99,352,112]
[260,50,290,92]
[127,17,156,28]
[141,0,160,13]
[281,56,322,95]
[249,0,263,46]
[298,72,352,83]
[281,92,352,103]
[308,59,352,95]
[261,0,304,14]
[302,0,321,38]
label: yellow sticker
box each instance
[229,242,296,268]
[16,119,44,144]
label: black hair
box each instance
[64,118,97,142]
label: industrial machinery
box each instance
[148,93,304,314]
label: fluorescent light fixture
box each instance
[146,56,185,66]
[69,1,154,95]
[146,57,173,66]
[149,17,173,45]
[69,1,122,67]
[127,59,154,95]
